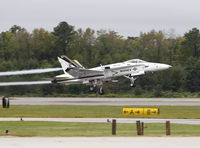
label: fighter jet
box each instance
[0,56,172,94]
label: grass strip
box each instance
[0,105,200,119]
[0,121,200,137]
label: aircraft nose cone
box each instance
[163,64,172,69]
[167,64,172,68]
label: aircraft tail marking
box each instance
[72,60,85,69]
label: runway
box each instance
[1,118,200,124]
[0,137,200,148]
[4,97,200,106]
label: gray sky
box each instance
[0,0,200,37]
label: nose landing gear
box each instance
[124,75,138,87]
[130,77,137,87]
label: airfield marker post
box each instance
[136,121,142,135]
[112,119,116,135]
[166,121,171,135]
[141,122,144,135]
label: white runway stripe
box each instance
[1,118,200,124]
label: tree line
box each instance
[0,22,200,97]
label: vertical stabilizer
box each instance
[58,56,75,74]
[72,60,85,69]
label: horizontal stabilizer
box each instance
[0,68,62,76]
[0,81,52,86]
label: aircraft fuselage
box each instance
[60,59,171,86]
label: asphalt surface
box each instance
[1,118,200,124]
[3,97,200,106]
[1,137,200,148]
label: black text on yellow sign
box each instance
[122,108,159,115]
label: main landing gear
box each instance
[90,86,95,91]
[89,86,104,95]
[98,86,104,95]
[89,80,104,95]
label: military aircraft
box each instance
[0,56,172,94]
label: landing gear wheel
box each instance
[130,83,135,87]
[90,87,95,91]
[98,87,104,95]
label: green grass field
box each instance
[0,121,200,137]
[1,106,200,137]
[0,105,200,119]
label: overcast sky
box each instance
[1,0,200,37]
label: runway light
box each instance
[122,108,159,115]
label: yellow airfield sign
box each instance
[122,108,159,115]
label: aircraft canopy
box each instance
[127,59,146,63]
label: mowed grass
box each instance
[0,121,200,137]
[0,105,200,119]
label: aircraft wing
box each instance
[0,81,52,86]
[66,68,104,78]
[0,68,62,76]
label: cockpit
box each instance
[127,59,146,63]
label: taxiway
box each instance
[0,137,200,148]
[1,118,200,124]
[4,97,200,106]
